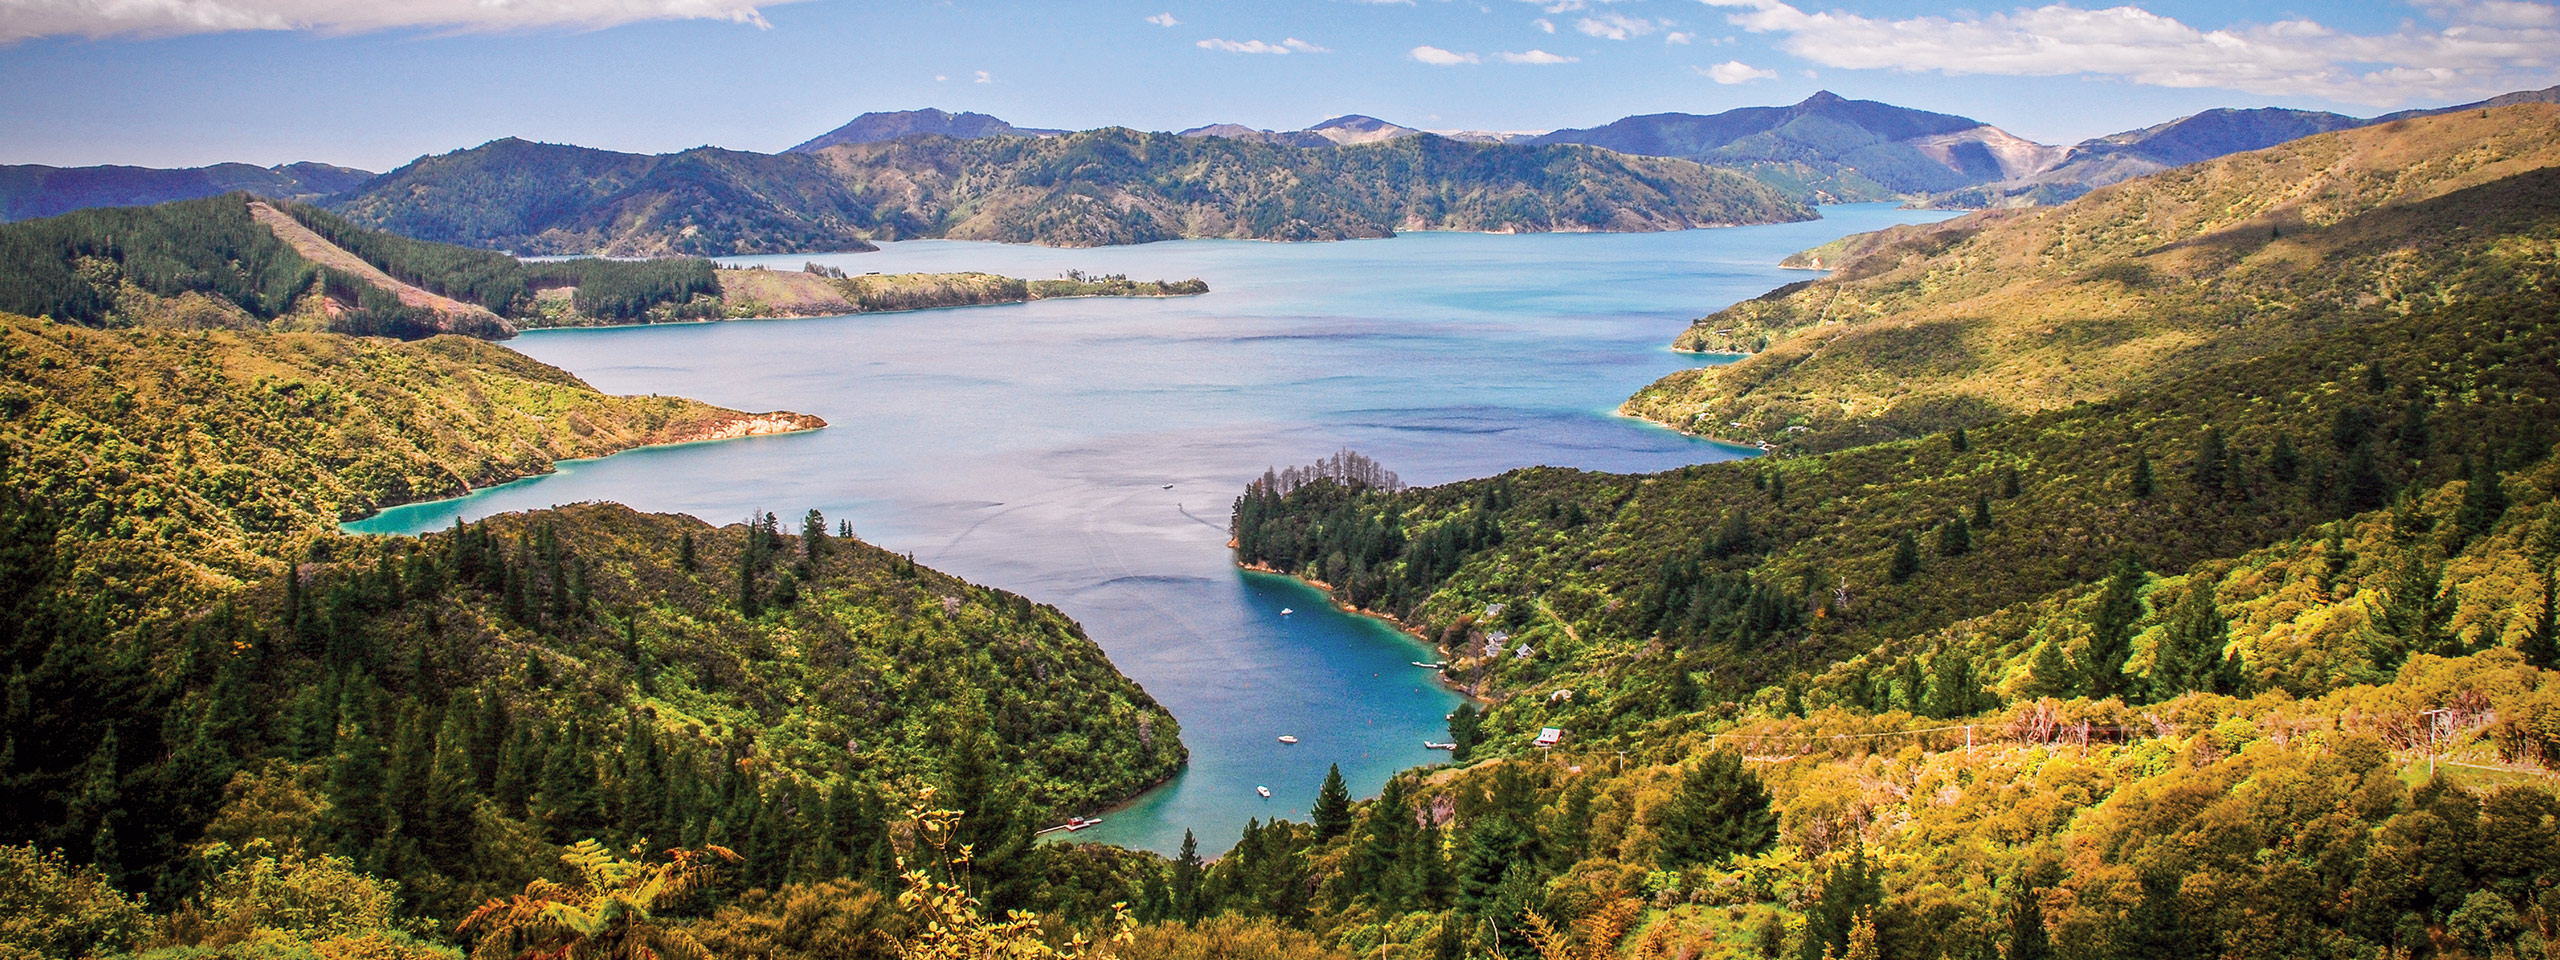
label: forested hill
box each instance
[0,312,1184,957]
[0,160,373,222]
[1624,103,2560,454]
[1203,112,2560,960]
[327,129,1811,254]
[0,194,732,336]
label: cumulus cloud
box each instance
[1144,12,1178,27]
[1698,59,1778,82]
[974,70,993,83]
[1411,44,1482,64]
[1577,12,1661,39]
[1198,36,1328,54]
[1498,48,1579,62]
[1666,30,1695,43]
[1535,17,1556,32]
[0,0,818,41]
[1694,0,2560,105]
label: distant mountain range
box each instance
[8,86,2554,249]
[0,160,373,221]
[326,130,1810,253]
[784,107,1065,153]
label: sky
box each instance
[1,0,2554,171]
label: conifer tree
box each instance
[2457,453,2508,541]
[2269,433,2303,483]
[1800,849,1881,960]
[2129,453,2156,499]
[323,716,390,872]
[1349,776,1414,910]
[1936,516,1971,557]
[1171,830,1206,923]
[2523,567,2560,670]
[1649,750,1776,867]
[1312,764,1353,840]
[1999,465,2021,499]
[678,531,696,572]
[2083,555,2146,700]
[2148,582,2228,701]
[940,724,1035,911]
[1973,493,1993,530]
[2193,426,2229,492]
[1950,427,1969,452]
[2003,878,2053,960]
[1888,531,1922,584]
[1448,704,1483,762]
[424,700,478,861]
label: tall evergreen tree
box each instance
[2129,453,2156,499]
[1888,530,1923,584]
[1649,750,1777,867]
[2148,581,2229,701]
[1170,829,1206,923]
[1448,704,1483,762]
[1312,763,1353,840]
[2457,453,2508,541]
[2523,566,2559,670]
[2083,555,2147,700]
[2269,433,2303,483]
[1936,516,1972,557]
[1800,848,1882,960]
[1973,493,1993,530]
[2193,425,2230,492]
[2004,879,2053,960]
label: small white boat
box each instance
[1281,607,1293,615]
[1256,785,1272,798]
[1424,741,1457,750]
[1278,735,1299,744]
[1412,661,1445,669]
[1162,483,1174,489]
[1064,816,1102,831]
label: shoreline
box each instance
[1233,559,1490,705]
[516,288,1211,333]
[338,409,825,528]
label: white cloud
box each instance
[1577,12,1660,39]
[0,0,817,41]
[1197,36,1328,54]
[1144,12,1178,27]
[1666,30,1694,43]
[1535,17,1556,32]
[1694,0,2560,105]
[1411,44,1482,64]
[1499,48,1580,63]
[1699,59,1778,82]
[974,70,993,83]
[1519,0,1628,11]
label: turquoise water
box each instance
[346,205,1958,854]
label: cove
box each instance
[345,204,1960,855]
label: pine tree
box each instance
[2457,453,2508,541]
[1888,530,1922,584]
[2083,555,2147,700]
[940,725,1035,911]
[323,715,390,871]
[1973,493,1993,530]
[1650,750,1777,868]
[2523,566,2559,670]
[2370,546,2452,670]
[1171,829,1207,923]
[2004,879,2053,960]
[1349,776,1415,910]
[2023,640,2075,699]
[1800,849,1882,960]
[678,531,696,572]
[423,699,478,862]
[1448,704,1483,762]
[2148,581,2228,701]
[2397,395,2433,463]
[1925,650,1989,718]
[2269,433,2303,483]
[1950,427,1970,452]
[2000,465,2022,499]
[1312,764,1353,840]
[2129,453,2155,499]
[2193,426,2229,492]
[1936,516,1972,557]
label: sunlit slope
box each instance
[1625,104,2560,454]
[0,315,818,591]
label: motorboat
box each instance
[1256,785,1272,798]
[1277,735,1299,744]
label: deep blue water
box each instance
[345,205,1958,854]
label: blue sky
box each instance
[1,0,2553,171]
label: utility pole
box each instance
[2421,708,2450,778]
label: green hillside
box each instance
[327,130,1812,254]
[0,315,1185,957]
[1625,104,2560,454]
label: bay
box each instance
[345,204,1958,854]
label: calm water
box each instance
[347,205,1957,854]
